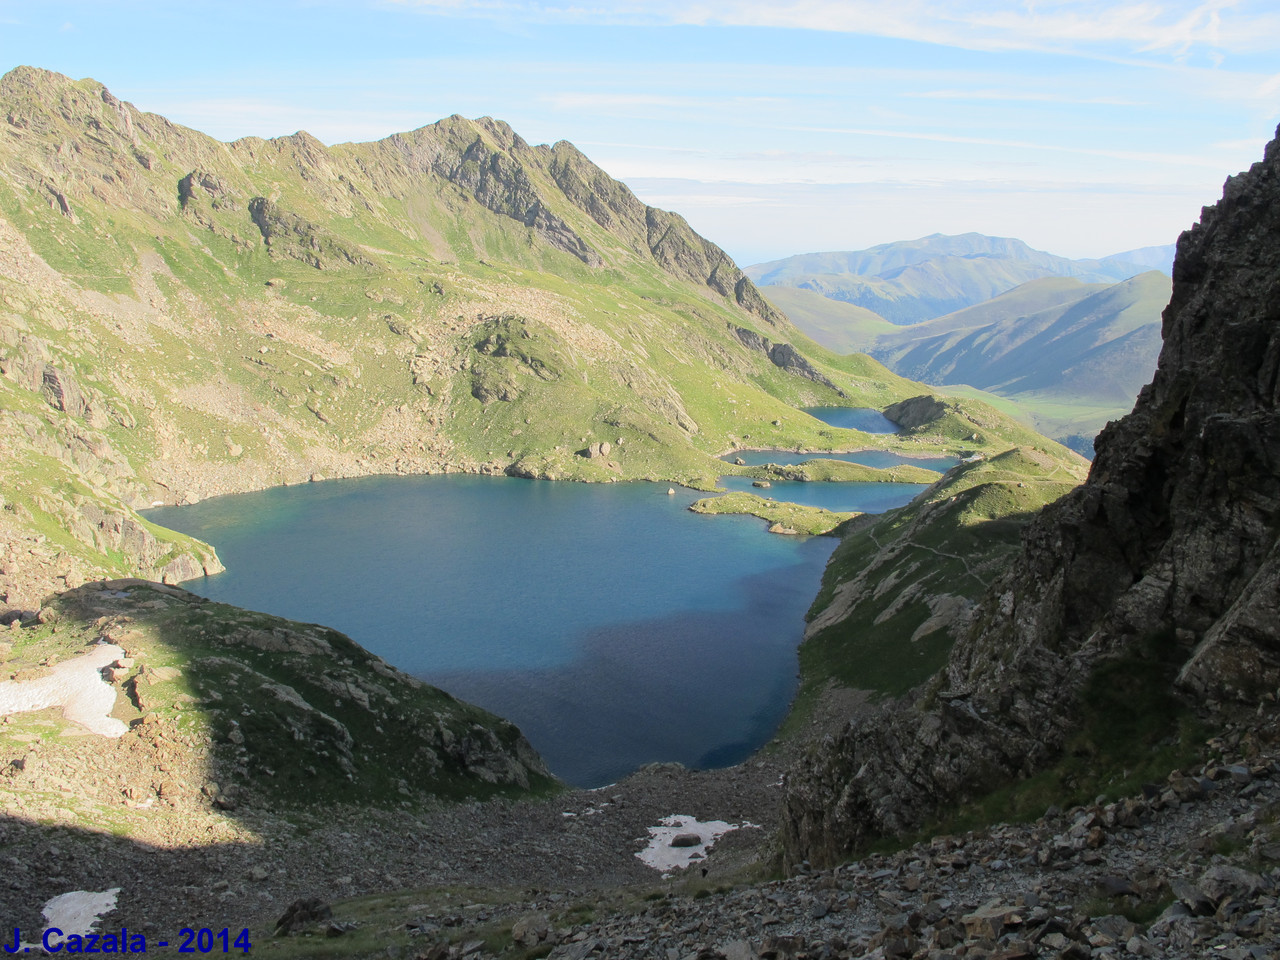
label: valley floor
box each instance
[1,751,789,949]
[3,699,1278,959]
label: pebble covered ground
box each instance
[4,721,1278,959]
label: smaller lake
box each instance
[723,449,960,472]
[804,406,900,433]
[717,477,931,513]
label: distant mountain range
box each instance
[750,234,1176,455]
[747,233,1174,325]
[866,272,1169,403]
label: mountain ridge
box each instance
[765,271,1170,456]
[746,232,1171,325]
[3,65,1011,614]
[781,124,1280,865]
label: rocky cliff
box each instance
[782,128,1280,865]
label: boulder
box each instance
[1197,865,1266,904]
[275,897,332,934]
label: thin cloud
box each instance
[785,123,1241,169]
[384,1,1280,58]
[541,92,714,110]
[625,175,1210,196]
[907,89,1146,107]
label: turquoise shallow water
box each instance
[148,474,864,786]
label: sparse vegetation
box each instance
[688,492,855,536]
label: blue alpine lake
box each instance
[146,470,923,787]
[718,476,931,512]
[723,449,960,472]
[803,406,900,433]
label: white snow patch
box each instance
[43,888,122,937]
[16,888,122,952]
[636,815,751,876]
[0,643,128,736]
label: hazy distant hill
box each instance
[746,233,1170,325]
[755,286,899,353]
[763,271,1171,455]
[1101,243,1176,275]
[872,272,1169,401]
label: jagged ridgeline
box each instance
[783,127,1280,867]
[0,65,965,609]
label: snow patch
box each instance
[43,889,122,937]
[636,815,753,876]
[15,888,122,952]
[0,643,128,736]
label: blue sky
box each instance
[2,1,1277,265]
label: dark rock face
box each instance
[247,197,372,269]
[545,140,786,327]
[782,128,1280,866]
[433,135,603,266]
[730,324,844,393]
[884,394,949,429]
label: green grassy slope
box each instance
[874,272,1170,400]
[0,579,553,822]
[784,441,1087,731]
[758,286,897,353]
[0,66,1002,610]
[764,271,1169,453]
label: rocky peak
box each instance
[1,67,781,327]
[782,125,1280,866]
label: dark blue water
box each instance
[146,474,851,787]
[718,477,931,512]
[723,449,960,472]
[804,406,900,432]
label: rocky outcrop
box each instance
[884,394,950,429]
[782,128,1280,865]
[68,499,223,582]
[546,139,787,327]
[247,197,372,269]
[429,129,602,266]
[730,324,844,393]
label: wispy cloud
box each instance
[385,1,1280,59]
[783,123,1235,169]
[541,92,715,110]
[906,89,1145,106]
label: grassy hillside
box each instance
[0,66,997,612]
[873,272,1169,401]
[764,273,1169,455]
[785,441,1087,732]
[1,580,553,813]
[756,286,897,353]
